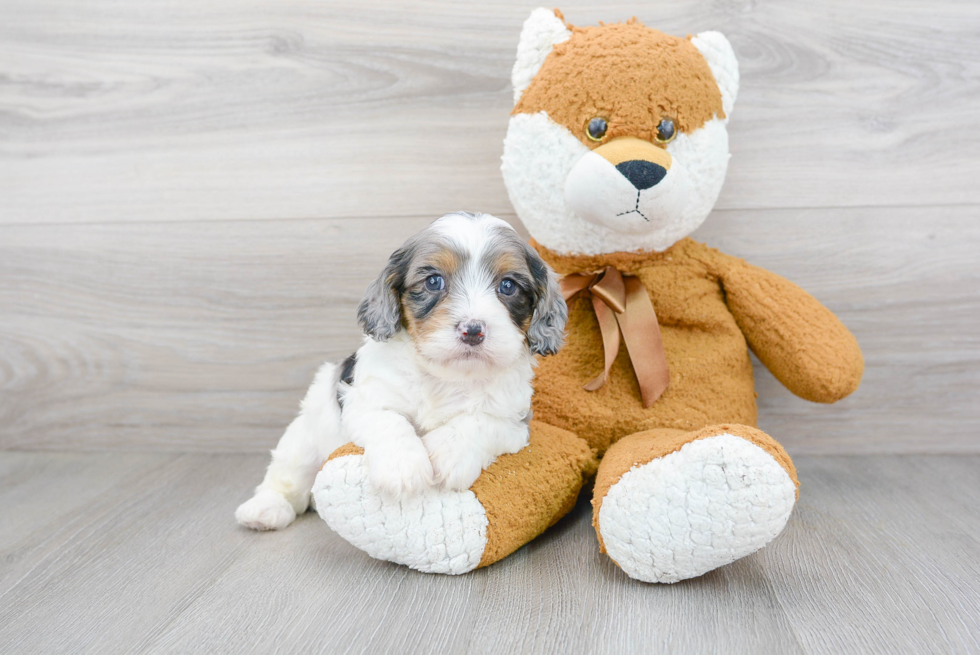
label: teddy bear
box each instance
[310,8,863,583]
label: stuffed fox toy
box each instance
[312,8,863,583]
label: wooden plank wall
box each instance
[1,0,978,453]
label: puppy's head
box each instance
[357,212,567,372]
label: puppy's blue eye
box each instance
[498,278,517,296]
[425,275,445,292]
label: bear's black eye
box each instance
[585,117,608,142]
[425,274,445,292]
[497,278,518,296]
[655,117,676,144]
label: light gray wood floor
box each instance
[1,451,978,655]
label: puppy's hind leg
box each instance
[236,361,345,531]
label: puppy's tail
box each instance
[297,359,348,453]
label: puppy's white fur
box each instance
[342,329,534,498]
[237,212,565,531]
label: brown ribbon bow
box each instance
[559,267,670,408]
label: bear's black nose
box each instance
[615,160,667,190]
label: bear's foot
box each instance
[312,422,597,574]
[593,424,798,583]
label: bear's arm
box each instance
[715,257,864,403]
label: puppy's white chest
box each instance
[347,329,535,437]
[412,370,532,434]
[414,378,491,433]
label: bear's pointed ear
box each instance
[691,31,740,119]
[511,8,572,104]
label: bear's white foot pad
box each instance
[312,454,488,574]
[598,434,796,583]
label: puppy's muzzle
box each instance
[594,136,672,190]
[458,321,486,346]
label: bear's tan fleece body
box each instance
[531,238,864,454]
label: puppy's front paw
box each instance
[236,490,297,531]
[424,426,485,492]
[365,439,434,499]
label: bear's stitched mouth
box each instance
[615,191,651,222]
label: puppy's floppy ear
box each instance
[357,244,412,341]
[524,245,568,356]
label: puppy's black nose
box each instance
[615,160,667,190]
[459,321,485,346]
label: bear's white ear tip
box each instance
[692,30,739,117]
[519,7,568,45]
[529,7,560,21]
[512,7,572,104]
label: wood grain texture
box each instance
[0,451,180,592]
[1,0,979,224]
[757,456,980,654]
[0,451,977,654]
[2,205,978,454]
[1,0,978,454]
